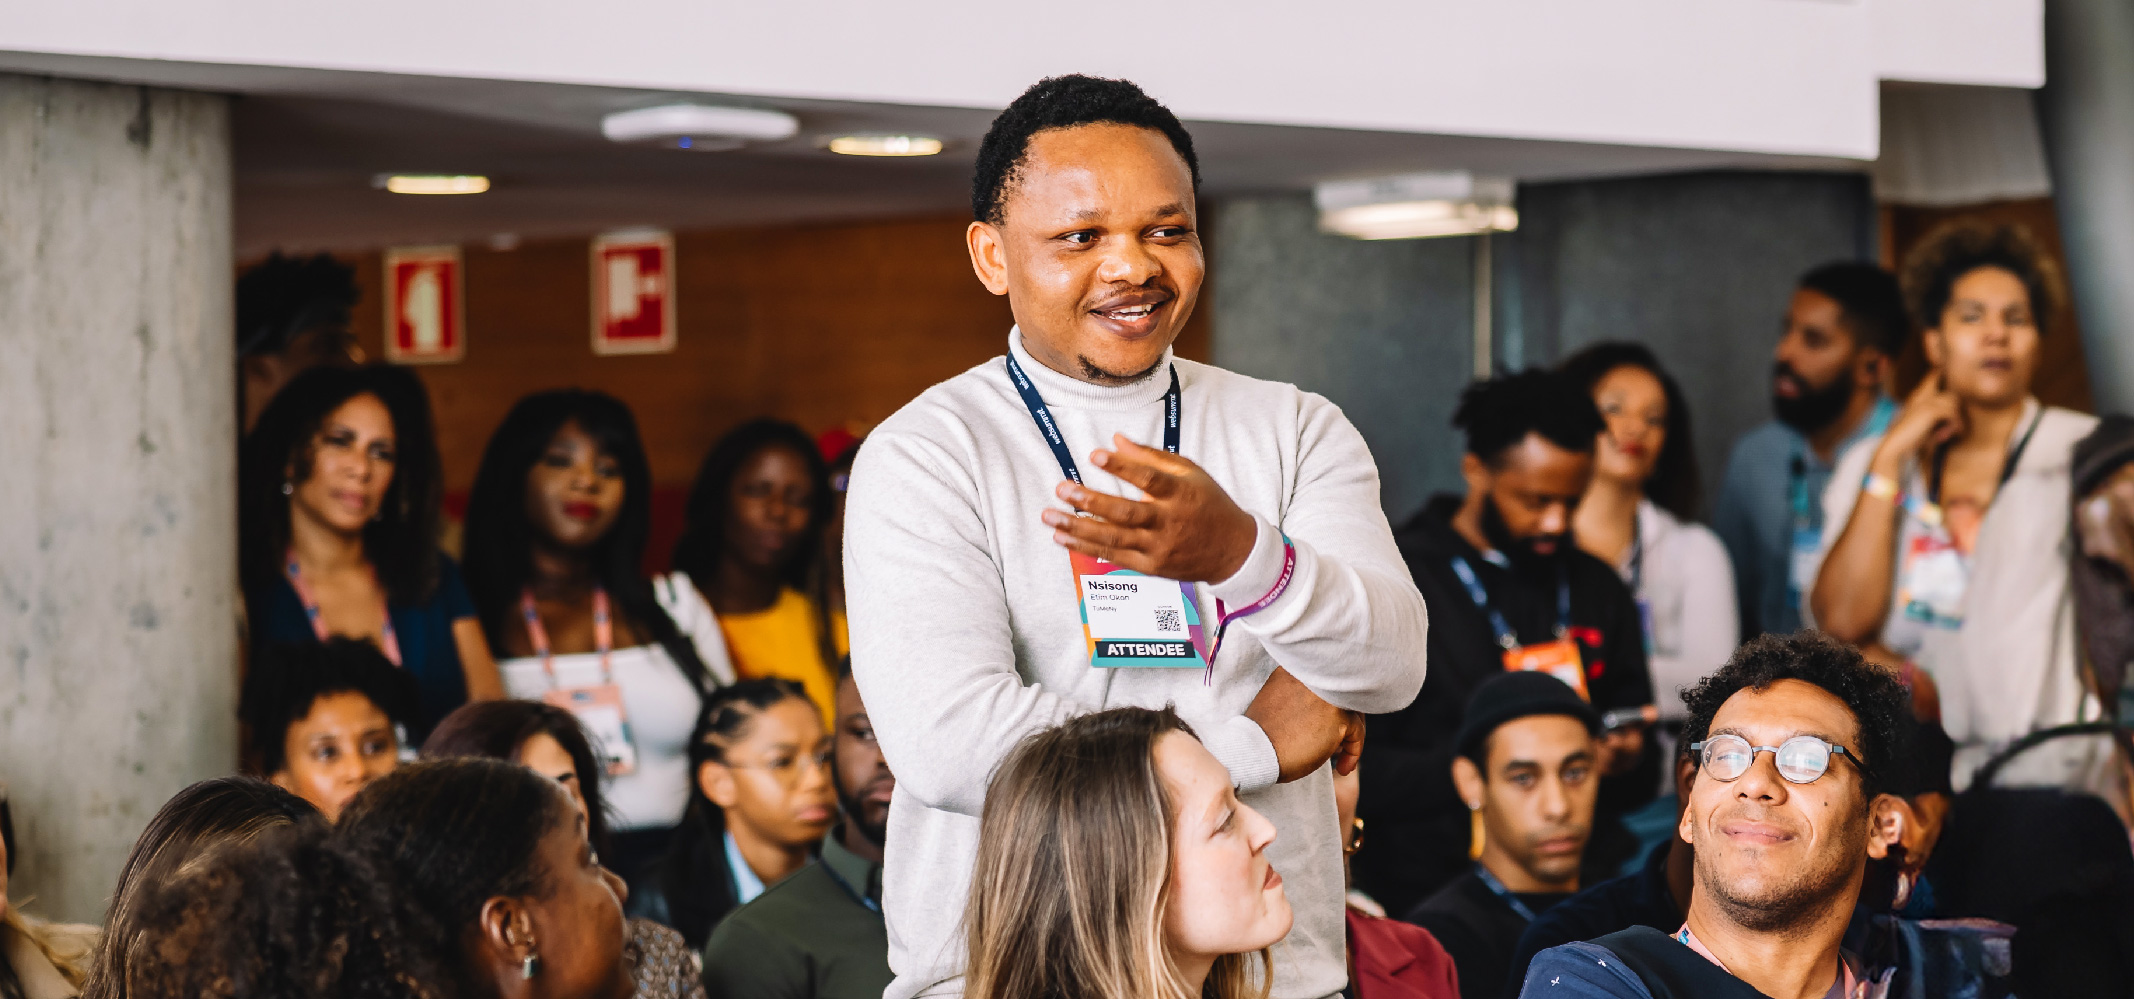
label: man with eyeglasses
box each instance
[1519,633,1915,999]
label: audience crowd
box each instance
[10,72,2134,999]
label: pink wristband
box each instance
[1205,536,1296,684]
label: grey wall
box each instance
[1514,171,1876,513]
[0,74,236,921]
[1208,171,1875,525]
[1210,196,1479,523]
[2039,0,2134,413]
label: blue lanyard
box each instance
[1005,353,1181,481]
[1449,555,1569,651]
[820,855,881,913]
[1473,864,1540,922]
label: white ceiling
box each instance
[0,50,1867,256]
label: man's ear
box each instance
[698,761,740,809]
[1451,755,1486,812]
[1674,752,1698,802]
[1677,790,1697,847]
[1460,453,1493,499]
[1867,793,1911,862]
[966,221,1010,296]
[1857,349,1889,393]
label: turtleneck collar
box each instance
[1006,326,1177,412]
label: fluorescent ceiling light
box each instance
[827,135,944,157]
[376,174,490,195]
[602,104,800,150]
[1315,171,1517,239]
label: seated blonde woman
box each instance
[964,706,1293,999]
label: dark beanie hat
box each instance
[1456,671,1602,762]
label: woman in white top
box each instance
[461,390,731,888]
[1565,342,1740,736]
[1811,223,2111,796]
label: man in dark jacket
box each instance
[1356,370,1655,917]
[1407,671,1602,999]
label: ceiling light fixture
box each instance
[377,174,490,195]
[1315,171,1517,240]
[827,134,944,157]
[601,104,800,151]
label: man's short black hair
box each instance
[1681,633,1913,801]
[241,639,418,774]
[1901,220,2065,335]
[1798,262,1909,358]
[1452,368,1604,466]
[971,74,1201,226]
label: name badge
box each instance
[544,683,639,776]
[1898,529,1968,630]
[1503,638,1590,700]
[1788,525,1823,602]
[1072,550,1210,668]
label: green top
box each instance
[699,827,891,999]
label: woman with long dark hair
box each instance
[461,390,720,879]
[661,420,839,723]
[1561,342,1737,733]
[240,364,501,736]
[630,678,834,951]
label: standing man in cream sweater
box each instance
[845,75,1430,999]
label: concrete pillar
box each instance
[2038,0,2134,413]
[0,74,235,921]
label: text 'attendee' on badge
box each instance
[843,74,1430,999]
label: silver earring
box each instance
[281,480,294,496]
[521,954,540,980]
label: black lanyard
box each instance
[1005,353,1181,481]
[1927,407,2045,505]
[1474,864,1540,922]
[1449,555,1570,651]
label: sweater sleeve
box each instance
[842,426,1086,817]
[1204,395,1430,714]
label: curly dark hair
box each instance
[79,778,320,999]
[238,363,445,605]
[1453,368,1605,467]
[335,758,569,998]
[241,639,420,775]
[1799,261,1910,358]
[119,823,443,999]
[1901,221,2065,334]
[971,75,1201,226]
[1559,341,1702,520]
[461,389,711,691]
[1681,632,1913,801]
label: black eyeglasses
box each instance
[1690,733,1853,785]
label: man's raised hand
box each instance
[1039,434,1259,584]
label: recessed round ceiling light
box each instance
[375,174,490,195]
[602,105,800,150]
[827,135,944,157]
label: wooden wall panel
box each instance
[336,213,1212,494]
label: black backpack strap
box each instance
[1592,926,1776,999]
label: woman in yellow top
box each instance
[662,419,844,724]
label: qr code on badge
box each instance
[1154,606,1183,633]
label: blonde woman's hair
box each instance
[963,706,1271,999]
